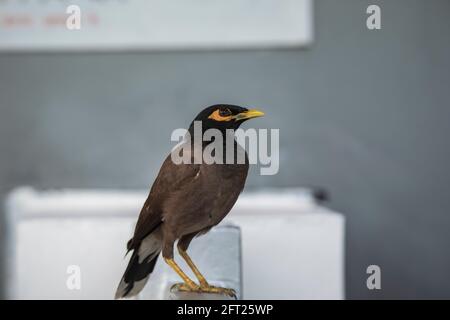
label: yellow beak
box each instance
[234,109,265,121]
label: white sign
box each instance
[0,0,313,51]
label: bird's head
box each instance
[189,104,264,133]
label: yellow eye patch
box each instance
[208,109,233,122]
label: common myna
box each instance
[115,104,264,299]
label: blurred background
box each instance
[1,0,450,299]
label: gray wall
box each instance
[1,0,449,299]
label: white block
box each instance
[5,187,344,299]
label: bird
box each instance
[115,104,264,299]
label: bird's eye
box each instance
[219,108,232,117]
[208,108,233,121]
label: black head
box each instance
[189,104,264,133]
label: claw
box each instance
[199,285,237,299]
[170,282,237,299]
[170,282,200,293]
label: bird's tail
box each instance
[115,229,162,299]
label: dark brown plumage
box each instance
[115,104,264,299]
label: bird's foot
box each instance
[170,282,200,293]
[198,285,237,299]
[170,282,237,299]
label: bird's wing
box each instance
[128,153,200,249]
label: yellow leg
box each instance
[177,247,237,298]
[178,247,209,287]
[163,257,199,290]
